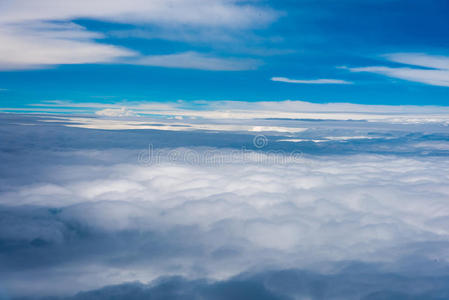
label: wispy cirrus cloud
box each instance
[0,0,278,29]
[0,21,135,70]
[135,51,261,71]
[0,0,278,71]
[349,53,449,87]
[271,77,353,84]
[386,53,449,70]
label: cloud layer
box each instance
[47,270,449,300]
[1,114,449,298]
[13,99,449,125]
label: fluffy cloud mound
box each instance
[95,107,136,117]
[1,114,449,298]
[45,269,449,300]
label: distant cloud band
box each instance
[271,77,353,84]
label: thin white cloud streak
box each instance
[108,28,295,57]
[0,0,277,70]
[350,66,449,87]
[349,53,449,87]
[385,53,449,70]
[271,77,353,84]
[134,51,261,71]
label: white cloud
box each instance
[2,146,449,295]
[349,53,449,87]
[271,77,353,84]
[95,107,136,117]
[135,51,261,71]
[0,0,277,29]
[46,273,449,300]
[385,53,449,70]
[1,114,449,297]
[0,22,136,70]
[40,115,308,132]
[0,0,277,70]
[350,66,449,87]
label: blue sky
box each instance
[0,0,448,108]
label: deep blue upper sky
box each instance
[0,0,448,107]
